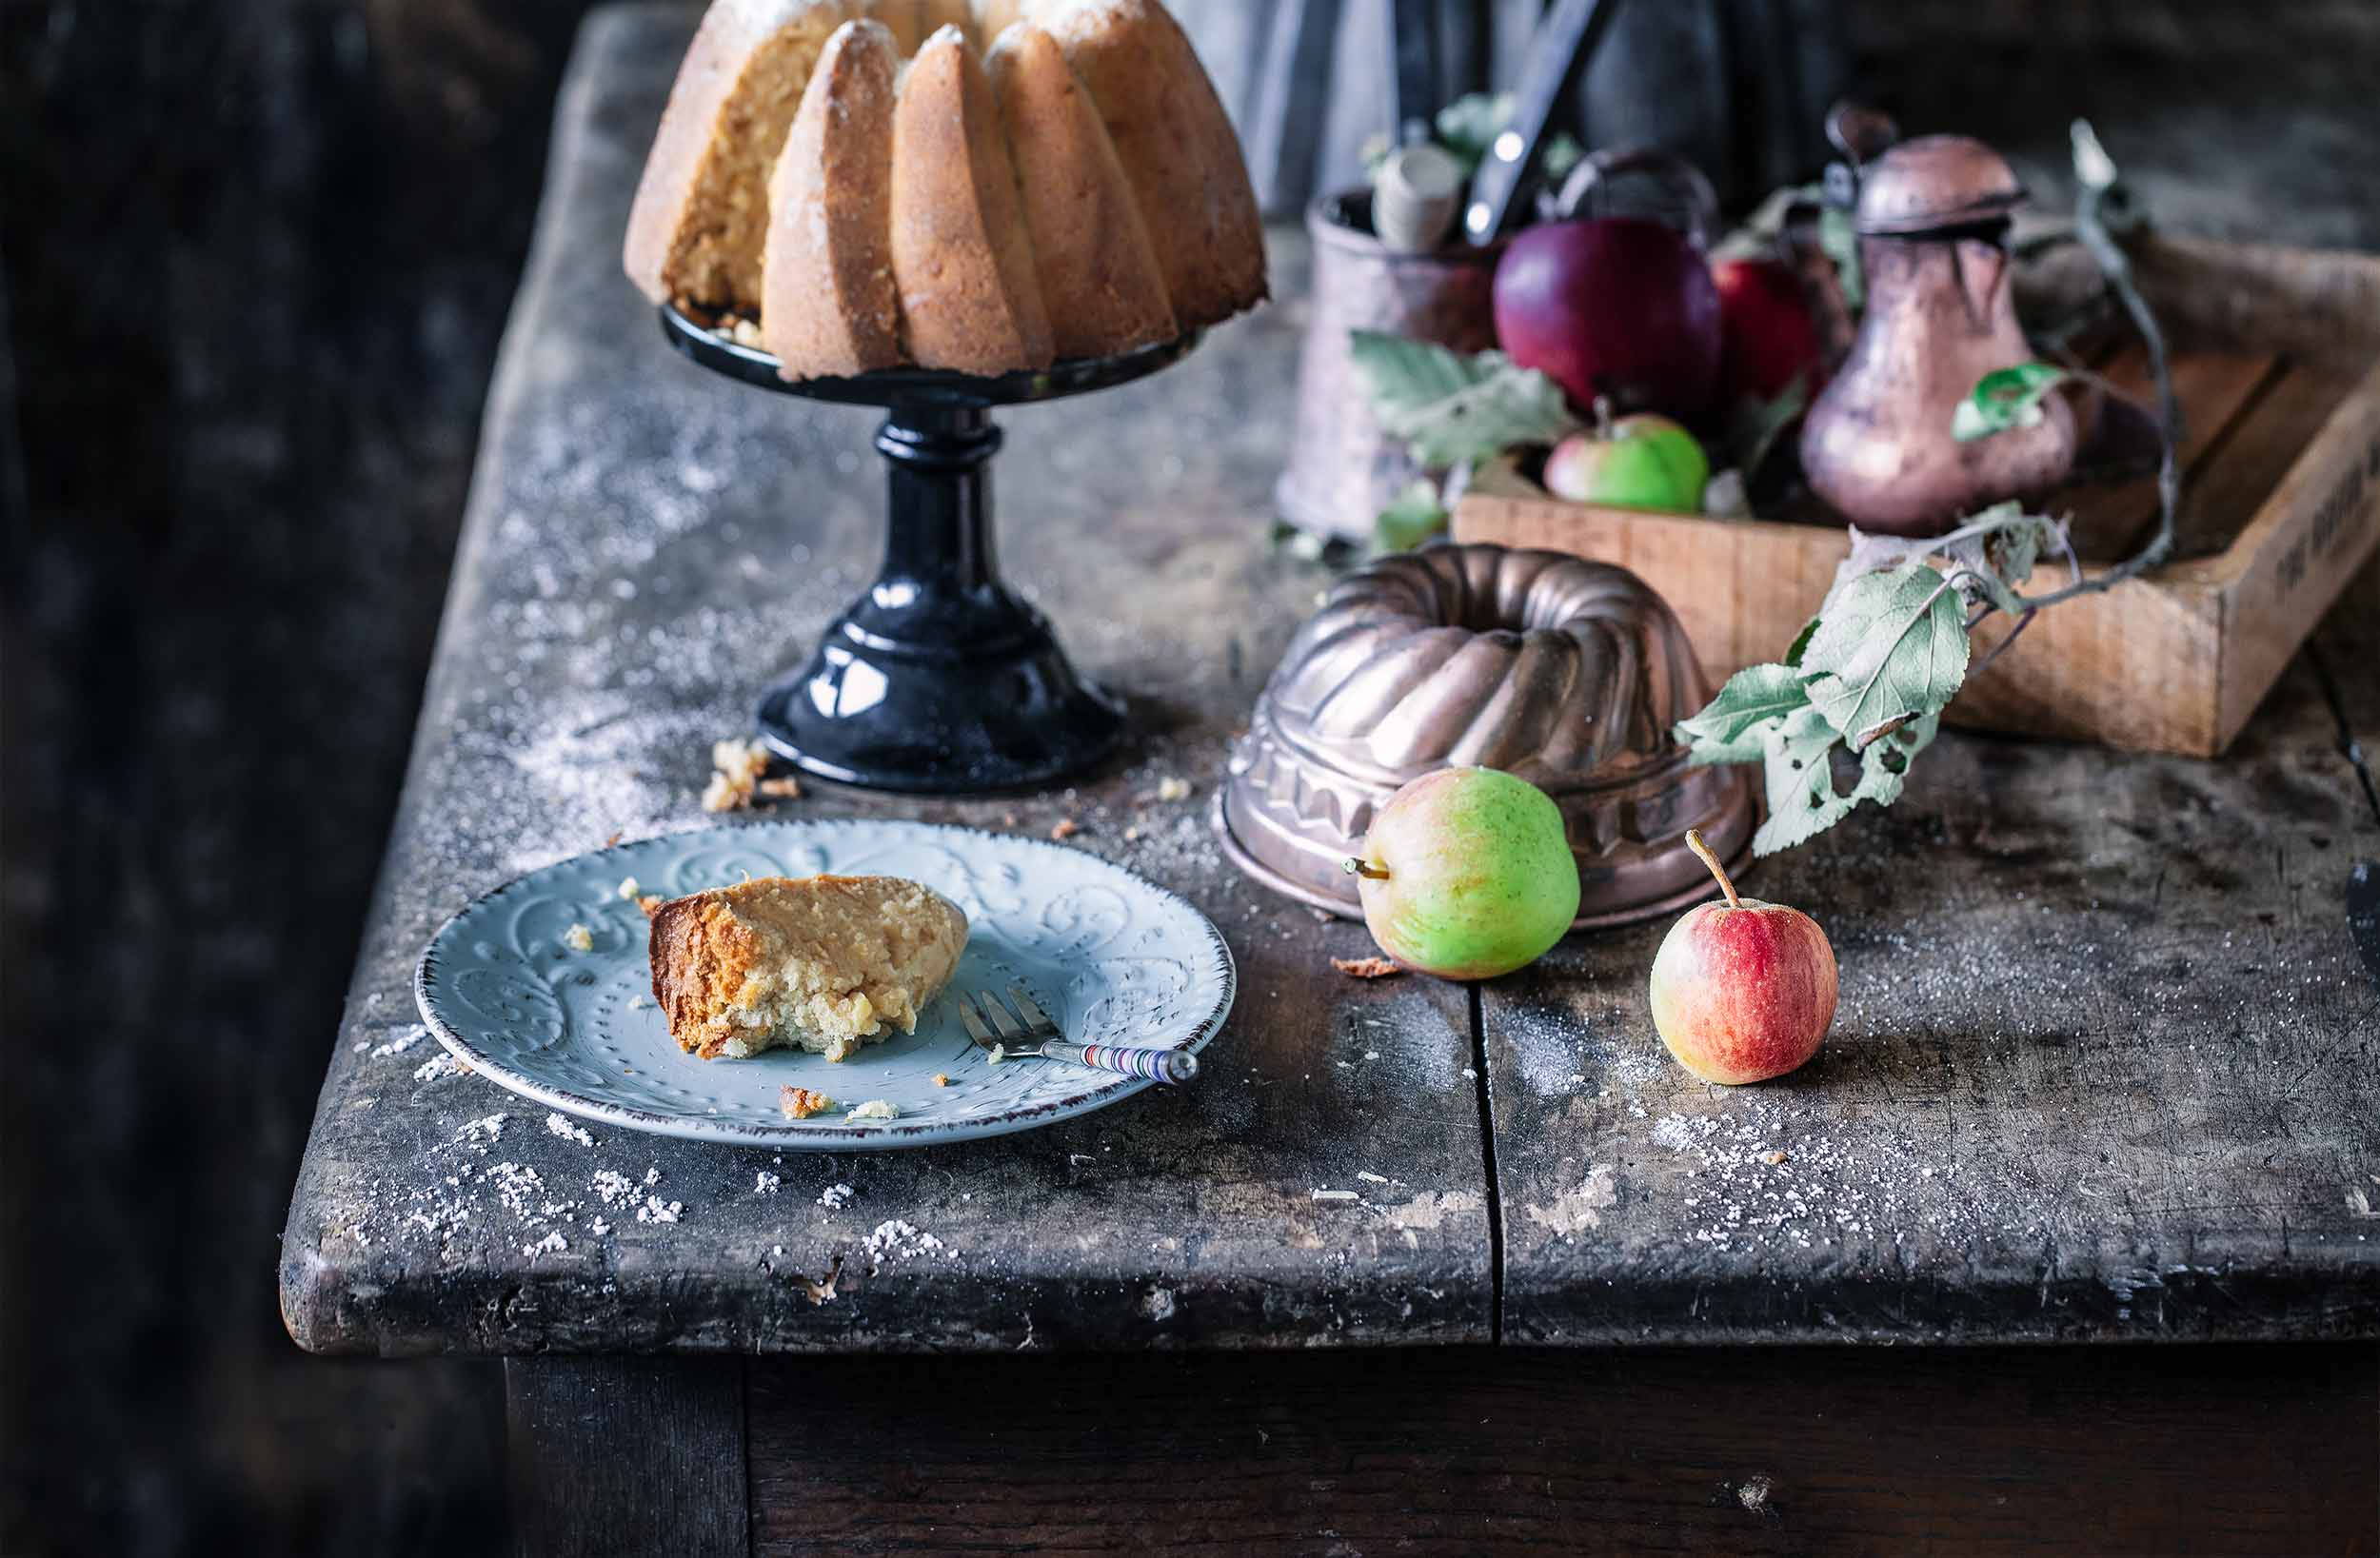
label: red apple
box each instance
[1710,256,1825,404]
[1647,830,1836,1085]
[1493,216,1722,422]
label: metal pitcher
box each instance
[1799,131,2076,537]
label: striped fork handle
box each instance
[1041,1040,1200,1085]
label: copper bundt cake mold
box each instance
[1216,543,1755,931]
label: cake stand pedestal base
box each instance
[661,306,1200,795]
[753,404,1123,793]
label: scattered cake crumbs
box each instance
[932,1073,949,1087]
[369,1025,428,1057]
[636,1194,683,1224]
[1049,817,1081,841]
[562,923,595,953]
[1156,776,1192,802]
[413,1052,467,1083]
[820,1183,854,1209]
[525,1231,567,1258]
[756,776,802,799]
[702,737,772,812]
[590,1170,634,1205]
[617,876,642,899]
[545,1112,594,1147]
[1332,956,1402,979]
[845,1098,899,1121]
[755,1171,781,1194]
[1763,1151,1790,1166]
[589,1218,611,1236]
[456,1114,508,1148]
[780,1086,834,1120]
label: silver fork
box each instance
[956,985,1200,1085]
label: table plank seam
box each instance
[1467,983,1504,1347]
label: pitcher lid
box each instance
[1854,134,2025,236]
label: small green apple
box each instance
[1541,399,1710,513]
[1344,767,1579,981]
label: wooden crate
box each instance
[1453,234,2380,757]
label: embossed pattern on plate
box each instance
[415,819,1236,1149]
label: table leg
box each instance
[506,1355,746,1558]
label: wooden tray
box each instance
[1454,234,2380,757]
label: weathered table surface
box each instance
[280,4,2380,1359]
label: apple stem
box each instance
[1683,828,1741,909]
[1592,395,1616,441]
[1341,857,1391,881]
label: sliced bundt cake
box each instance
[624,0,1267,379]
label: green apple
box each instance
[1343,767,1579,981]
[1541,400,1709,513]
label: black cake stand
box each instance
[661,305,1201,794]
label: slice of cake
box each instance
[763,19,904,380]
[886,26,1055,374]
[648,875,968,1061]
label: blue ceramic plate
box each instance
[415,819,1235,1150]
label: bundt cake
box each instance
[1215,544,1757,930]
[625,0,1268,381]
[647,874,969,1061]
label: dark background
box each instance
[3,2,2376,1554]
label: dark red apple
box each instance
[1711,256,1826,404]
[1493,216,1723,422]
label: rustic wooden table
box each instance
[281,9,2380,1552]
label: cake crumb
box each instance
[986,1043,1007,1064]
[1332,956,1402,979]
[780,1086,834,1120]
[820,1183,854,1209]
[604,830,624,847]
[413,1052,466,1083]
[545,1112,594,1147]
[702,738,772,812]
[755,1172,781,1194]
[1737,1475,1774,1512]
[1156,776,1192,802]
[589,1217,611,1236]
[639,895,664,917]
[562,923,594,953]
[845,1098,899,1121]
[1049,817,1081,841]
[524,1231,567,1258]
[1763,1151,1789,1166]
[1311,1188,1359,1202]
[726,316,764,348]
[616,876,642,900]
[636,1194,682,1224]
[756,776,803,800]
[932,1073,950,1087]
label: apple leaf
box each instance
[1784,614,1821,669]
[1348,332,1582,469]
[1798,562,1970,751]
[1674,663,1812,765]
[1752,707,1939,857]
[1952,362,2071,442]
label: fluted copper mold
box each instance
[1217,545,1755,931]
